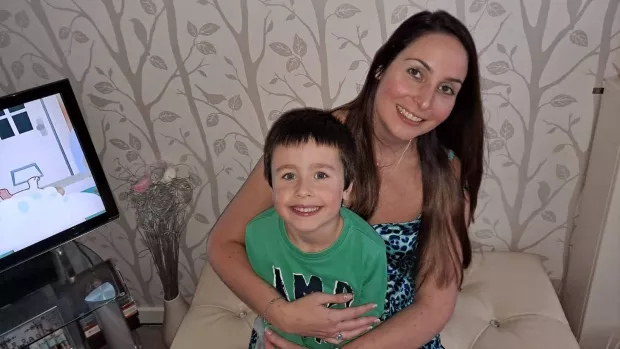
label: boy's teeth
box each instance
[295,207,319,213]
[397,105,423,122]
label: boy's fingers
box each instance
[265,330,305,349]
[314,292,353,305]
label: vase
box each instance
[162,294,190,348]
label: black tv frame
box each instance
[0,79,119,273]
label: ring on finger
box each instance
[335,332,344,341]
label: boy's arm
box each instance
[246,223,308,347]
[357,246,387,320]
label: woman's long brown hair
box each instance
[334,10,484,289]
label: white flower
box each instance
[161,167,177,183]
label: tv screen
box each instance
[0,79,119,272]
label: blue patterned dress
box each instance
[372,218,444,349]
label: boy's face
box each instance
[271,141,351,236]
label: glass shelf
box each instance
[0,242,138,349]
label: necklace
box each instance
[376,138,412,173]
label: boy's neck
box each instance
[284,215,344,253]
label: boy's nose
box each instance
[295,179,313,197]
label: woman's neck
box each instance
[373,115,418,165]
[374,134,418,169]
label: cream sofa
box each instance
[171,252,580,349]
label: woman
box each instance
[207,10,484,349]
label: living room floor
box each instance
[135,325,165,349]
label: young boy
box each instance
[245,108,387,349]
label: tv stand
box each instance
[0,242,141,349]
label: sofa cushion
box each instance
[440,252,580,349]
[171,252,579,349]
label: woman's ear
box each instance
[374,66,383,79]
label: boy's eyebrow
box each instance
[275,164,297,172]
[310,163,336,171]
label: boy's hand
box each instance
[265,329,306,349]
[272,292,378,340]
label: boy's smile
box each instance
[271,140,352,252]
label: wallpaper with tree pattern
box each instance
[0,0,618,306]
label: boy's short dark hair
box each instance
[263,108,356,190]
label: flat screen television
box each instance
[0,79,119,273]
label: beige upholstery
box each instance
[171,252,579,349]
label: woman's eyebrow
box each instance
[405,57,463,84]
[406,57,432,72]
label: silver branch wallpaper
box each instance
[0,0,618,307]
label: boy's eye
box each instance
[282,173,295,180]
[314,172,328,179]
[407,67,422,80]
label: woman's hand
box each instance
[271,292,379,340]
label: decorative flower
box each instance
[124,161,197,300]
[131,174,152,193]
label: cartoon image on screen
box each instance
[0,94,106,259]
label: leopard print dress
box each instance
[373,217,444,349]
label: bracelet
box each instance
[263,296,283,321]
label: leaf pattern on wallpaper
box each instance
[94,81,114,94]
[570,29,588,47]
[72,30,89,43]
[14,10,29,28]
[140,0,157,16]
[0,0,618,305]
[475,0,620,265]
[334,4,361,19]
[199,23,220,36]
[392,5,409,24]
[149,55,168,70]
[11,61,24,80]
[196,41,216,55]
[0,9,11,22]
[0,31,10,48]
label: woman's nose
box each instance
[414,83,433,110]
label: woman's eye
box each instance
[282,173,295,180]
[407,68,422,80]
[314,172,328,179]
[439,84,455,95]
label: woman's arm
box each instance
[341,166,472,349]
[342,279,458,348]
[206,157,280,315]
[206,157,378,336]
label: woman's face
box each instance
[374,33,469,143]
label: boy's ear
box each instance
[342,181,353,206]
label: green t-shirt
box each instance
[246,207,387,348]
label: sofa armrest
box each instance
[441,251,580,349]
[171,262,257,349]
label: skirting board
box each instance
[139,306,164,324]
